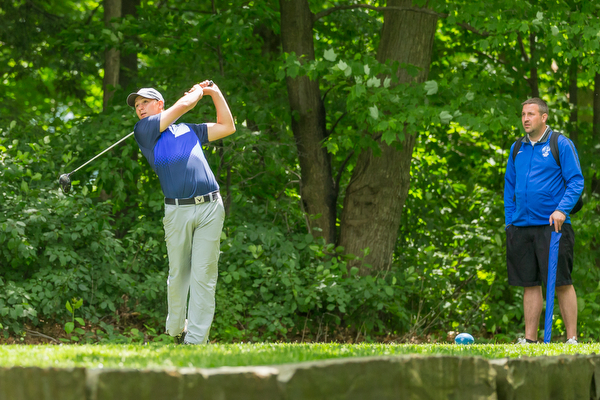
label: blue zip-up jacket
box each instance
[504,127,584,227]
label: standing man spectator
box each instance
[127,80,235,344]
[504,97,584,344]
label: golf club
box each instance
[58,131,135,194]
[58,80,214,194]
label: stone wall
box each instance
[1,354,599,400]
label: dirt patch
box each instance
[0,321,442,345]
[1,323,66,345]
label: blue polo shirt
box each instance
[133,114,219,199]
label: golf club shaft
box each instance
[69,131,135,176]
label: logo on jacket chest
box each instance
[542,145,551,158]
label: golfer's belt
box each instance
[164,191,220,205]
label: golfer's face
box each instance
[134,97,162,120]
[522,104,547,135]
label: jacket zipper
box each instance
[524,144,535,225]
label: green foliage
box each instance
[0,113,168,336]
[64,297,84,337]
[568,199,600,337]
[213,222,417,342]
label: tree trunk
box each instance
[528,33,540,98]
[103,0,121,110]
[279,0,336,244]
[592,72,600,268]
[339,0,437,274]
[119,0,139,93]
[593,72,600,196]
[568,58,578,146]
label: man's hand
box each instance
[549,210,566,233]
[184,84,204,100]
[184,80,216,100]
[198,80,221,98]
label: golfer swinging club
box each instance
[126,80,235,344]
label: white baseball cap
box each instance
[126,88,164,107]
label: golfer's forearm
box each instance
[210,93,236,137]
[160,93,202,131]
[175,91,204,113]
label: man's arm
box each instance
[556,137,584,214]
[159,82,209,132]
[203,83,236,141]
[550,136,584,232]
[504,143,517,227]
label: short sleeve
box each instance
[189,123,209,145]
[134,114,162,152]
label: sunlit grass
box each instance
[1,343,599,369]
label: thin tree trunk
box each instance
[593,72,600,268]
[279,0,336,244]
[528,33,540,98]
[103,0,121,110]
[593,72,600,196]
[339,0,437,274]
[568,58,578,146]
[119,0,139,93]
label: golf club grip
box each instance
[70,131,135,176]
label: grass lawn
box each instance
[1,342,599,369]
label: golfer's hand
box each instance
[549,210,566,233]
[184,84,204,100]
[199,80,221,97]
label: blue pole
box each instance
[544,231,562,344]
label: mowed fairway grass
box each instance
[1,343,600,369]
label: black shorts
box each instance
[506,224,575,287]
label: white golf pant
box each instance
[162,195,225,344]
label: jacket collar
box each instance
[524,126,551,144]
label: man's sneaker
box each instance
[517,338,537,344]
[174,331,187,345]
[566,337,579,344]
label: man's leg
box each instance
[523,286,543,341]
[163,205,194,337]
[507,226,541,342]
[556,284,577,339]
[186,198,225,344]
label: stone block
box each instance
[586,355,600,400]
[0,366,86,400]
[180,366,282,400]
[491,355,594,400]
[278,356,403,400]
[278,355,497,400]
[400,355,497,400]
[88,368,182,400]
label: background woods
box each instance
[1,0,600,343]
